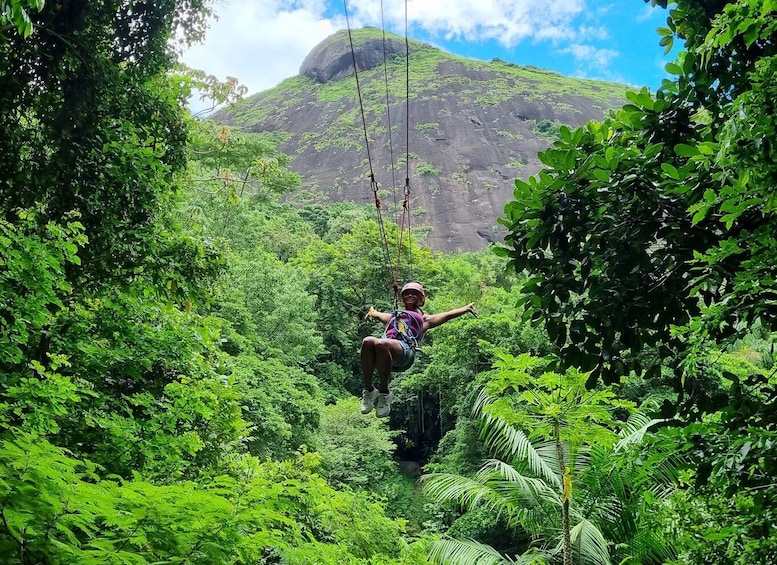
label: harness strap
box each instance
[382,310,420,350]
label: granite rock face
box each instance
[300,32,406,83]
[218,29,628,253]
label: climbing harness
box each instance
[381,308,422,373]
[382,308,422,350]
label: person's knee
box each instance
[375,339,394,352]
[362,336,378,349]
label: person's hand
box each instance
[465,303,478,317]
[366,306,378,319]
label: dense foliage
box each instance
[2,0,776,564]
[0,1,436,562]
[498,0,777,563]
[500,0,777,398]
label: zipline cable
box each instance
[343,2,374,180]
[343,0,395,291]
[343,0,414,305]
[402,0,414,282]
[379,0,399,224]
[385,0,414,297]
[395,20,411,294]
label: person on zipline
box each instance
[361,281,478,417]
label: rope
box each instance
[405,1,411,185]
[403,1,414,281]
[402,179,414,281]
[379,0,399,223]
[344,1,394,293]
[343,1,376,182]
[343,0,415,302]
[388,0,414,289]
[371,176,397,297]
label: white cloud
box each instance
[562,43,619,72]
[636,4,660,23]
[182,0,340,94]
[181,0,643,99]
[351,0,587,47]
[577,25,609,42]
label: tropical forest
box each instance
[1,0,776,564]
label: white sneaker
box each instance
[360,388,379,414]
[375,392,393,418]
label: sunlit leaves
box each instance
[175,66,249,117]
[231,355,321,460]
[0,211,84,365]
[0,0,43,38]
[0,433,420,564]
[0,211,90,434]
[310,398,398,489]
[186,122,301,202]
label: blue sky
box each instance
[182,0,677,104]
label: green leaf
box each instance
[661,163,680,179]
[665,62,683,75]
[674,143,699,157]
[659,35,674,53]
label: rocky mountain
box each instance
[215,28,629,252]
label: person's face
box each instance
[401,289,422,308]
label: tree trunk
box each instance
[555,422,572,565]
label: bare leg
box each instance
[361,336,378,390]
[375,343,393,393]
[361,337,405,392]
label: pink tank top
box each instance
[383,309,425,344]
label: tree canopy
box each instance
[499,0,777,408]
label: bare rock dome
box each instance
[299,28,407,84]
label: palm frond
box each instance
[641,448,686,493]
[421,472,501,510]
[564,518,612,565]
[614,414,666,452]
[624,528,676,563]
[429,538,516,565]
[473,387,496,417]
[479,411,561,487]
[421,461,560,526]
[570,443,592,473]
[430,538,554,565]
[572,446,627,524]
[569,496,624,527]
[477,459,561,508]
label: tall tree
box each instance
[0,0,213,289]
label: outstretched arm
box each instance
[366,306,393,325]
[423,303,478,331]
